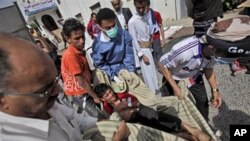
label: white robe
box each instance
[128,13,159,93]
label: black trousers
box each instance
[193,18,216,38]
[162,75,209,121]
[152,38,163,64]
[128,105,182,133]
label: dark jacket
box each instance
[116,8,133,28]
[188,0,223,21]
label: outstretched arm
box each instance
[158,63,182,98]
[204,68,222,109]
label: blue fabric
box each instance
[91,29,135,79]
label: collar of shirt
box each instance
[68,45,82,54]
[100,31,111,42]
[0,111,49,139]
[135,12,144,19]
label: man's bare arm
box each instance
[75,73,101,103]
[158,62,182,98]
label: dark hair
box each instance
[96,8,116,25]
[94,83,112,98]
[91,12,96,18]
[147,0,150,6]
[0,48,11,93]
[134,0,148,4]
[62,18,85,37]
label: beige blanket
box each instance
[83,69,216,141]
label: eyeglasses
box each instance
[0,75,62,98]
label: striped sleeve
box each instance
[160,39,199,68]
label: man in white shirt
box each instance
[0,33,129,141]
[128,0,159,94]
[111,0,133,30]
[159,36,222,121]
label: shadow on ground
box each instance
[212,100,250,140]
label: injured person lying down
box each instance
[94,83,213,141]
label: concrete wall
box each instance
[55,0,188,47]
[0,3,33,41]
[56,0,188,23]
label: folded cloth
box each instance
[207,16,250,57]
[207,15,250,42]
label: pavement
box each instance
[161,9,250,141]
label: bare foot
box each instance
[181,122,213,141]
[174,132,198,141]
[192,130,214,141]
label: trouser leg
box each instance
[162,77,175,96]
[152,38,163,65]
[129,105,182,133]
[189,76,209,121]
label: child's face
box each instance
[101,88,117,103]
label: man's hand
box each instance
[210,92,222,108]
[160,40,166,47]
[112,120,130,141]
[114,101,129,112]
[142,55,150,65]
[93,97,101,104]
[173,86,182,99]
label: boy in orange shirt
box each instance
[61,18,102,118]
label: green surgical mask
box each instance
[105,25,118,38]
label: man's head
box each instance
[134,0,148,16]
[94,83,117,103]
[146,0,150,11]
[63,18,85,50]
[111,0,122,12]
[96,8,118,39]
[0,33,61,119]
[91,12,97,20]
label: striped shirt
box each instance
[160,36,215,80]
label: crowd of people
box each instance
[1,0,250,141]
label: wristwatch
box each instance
[212,88,219,93]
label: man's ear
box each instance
[65,36,71,44]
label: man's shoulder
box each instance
[128,15,139,25]
[62,48,83,62]
[62,49,76,58]
[154,11,161,18]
